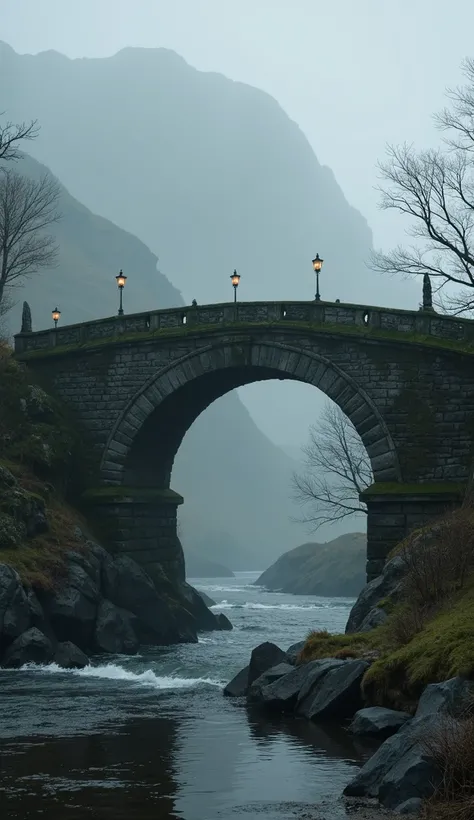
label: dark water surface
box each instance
[0,572,377,820]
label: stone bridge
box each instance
[14,300,474,582]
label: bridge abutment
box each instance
[363,485,465,581]
[82,488,185,583]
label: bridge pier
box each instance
[363,484,465,581]
[82,487,185,584]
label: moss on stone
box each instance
[81,486,184,504]
[361,482,467,498]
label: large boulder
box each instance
[54,640,89,669]
[249,661,316,710]
[102,554,197,645]
[296,658,346,714]
[177,582,222,632]
[41,562,100,650]
[248,642,286,688]
[0,564,31,651]
[296,659,369,720]
[344,678,472,809]
[224,664,249,697]
[349,707,412,739]
[3,627,54,667]
[346,555,406,634]
[247,662,295,702]
[95,599,138,655]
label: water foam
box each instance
[15,662,223,690]
[211,601,328,611]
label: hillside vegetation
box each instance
[298,506,474,713]
[255,533,366,597]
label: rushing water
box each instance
[0,572,380,820]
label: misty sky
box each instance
[2,0,473,449]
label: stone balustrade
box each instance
[14,300,474,354]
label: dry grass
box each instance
[298,628,379,665]
[421,713,474,820]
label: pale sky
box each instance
[2,0,472,448]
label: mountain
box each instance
[3,153,306,570]
[184,550,234,580]
[0,42,374,306]
[255,533,367,597]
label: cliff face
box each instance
[0,42,374,306]
[255,533,367,598]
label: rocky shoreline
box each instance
[0,525,232,669]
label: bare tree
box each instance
[0,169,60,309]
[0,117,39,162]
[292,402,372,530]
[371,58,474,314]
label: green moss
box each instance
[16,318,474,362]
[298,628,380,664]
[81,486,184,504]
[362,584,474,709]
[361,482,467,498]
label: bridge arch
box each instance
[101,339,401,487]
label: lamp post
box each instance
[52,307,61,328]
[312,253,324,301]
[230,269,240,303]
[116,269,127,316]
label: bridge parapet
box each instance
[14,299,474,354]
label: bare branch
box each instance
[0,116,39,162]
[292,402,372,532]
[0,169,61,309]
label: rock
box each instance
[296,658,346,713]
[54,641,89,669]
[196,590,216,607]
[42,562,99,650]
[0,465,18,489]
[248,641,286,688]
[251,662,317,710]
[349,707,412,739]
[394,797,423,814]
[3,627,54,667]
[344,710,442,809]
[358,606,388,632]
[216,613,233,630]
[0,564,31,649]
[285,640,306,665]
[23,384,55,421]
[415,677,474,719]
[66,547,103,591]
[247,662,295,702]
[102,554,197,645]
[224,664,249,697]
[95,599,138,655]
[346,555,406,634]
[296,659,369,720]
[177,582,222,631]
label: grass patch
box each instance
[298,628,381,665]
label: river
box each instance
[0,572,383,820]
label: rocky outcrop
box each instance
[216,613,233,631]
[248,663,312,711]
[296,659,369,720]
[0,465,48,549]
[344,677,474,810]
[0,533,233,666]
[345,555,406,634]
[285,640,306,665]
[224,665,249,698]
[349,707,412,739]
[247,662,294,703]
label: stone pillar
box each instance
[361,484,465,582]
[82,487,185,582]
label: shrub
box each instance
[421,712,474,820]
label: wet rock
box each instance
[54,640,89,669]
[216,613,233,631]
[346,556,405,634]
[415,677,474,719]
[349,707,412,739]
[358,606,388,632]
[66,547,103,591]
[395,797,423,814]
[224,664,249,697]
[248,641,286,688]
[0,564,31,649]
[247,662,294,702]
[196,590,216,607]
[102,554,197,645]
[95,599,138,655]
[251,661,319,710]
[285,640,306,665]
[42,562,100,650]
[3,627,54,667]
[296,659,369,720]
[177,582,222,631]
[378,743,441,809]
[296,658,346,714]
